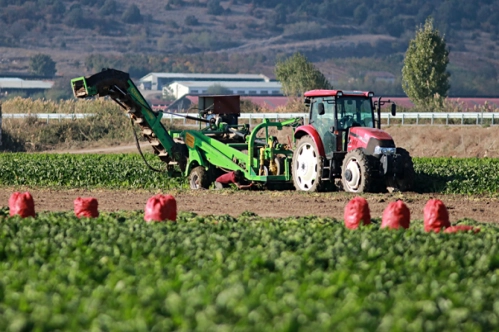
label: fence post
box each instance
[387,114,390,126]
[431,113,434,125]
[446,114,449,126]
[461,114,464,125]
[249,114,252,127]
[476,114,479,125]
[402,113,405,125]
[416,113,419,125]
[493,114,495,125]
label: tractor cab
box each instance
[293,89,414,193]
[305,90,381,157]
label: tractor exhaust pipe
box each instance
[377,97,382,129]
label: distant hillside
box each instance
[0,0,498,96]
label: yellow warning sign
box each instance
[185,133,195,148]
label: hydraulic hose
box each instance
[130,118,164,173]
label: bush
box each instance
[184,15,199,26]
[0,98,137,151]
[122,4,142,24]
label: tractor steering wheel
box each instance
[339,115,361,129]
[339,115,354,129]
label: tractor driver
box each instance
[214,170,254,190]
[337,100,363,130]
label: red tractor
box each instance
[292,89,414,193]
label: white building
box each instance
[166,81,283,99]
[139,72,271,91]
[0,78,54,90]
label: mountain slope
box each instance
[0,0,498,95]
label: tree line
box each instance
[276,18,450,108]
[1,0,498,45]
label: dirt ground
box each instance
[1,187,498,223]
[384,125,499,158]
[47,125,499,158]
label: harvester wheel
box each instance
[292,136,324,192]
[189,166,211,190]
[393,148,415,191]
[341,149,374,193]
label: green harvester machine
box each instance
[71,68,301,189]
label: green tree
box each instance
[402,17,450,106]
[29,54,56,77]
[184,15,199,26]
[100,0,117,16]
[207,0,224,15]
[275,52,331,97]
[122,4,142,24]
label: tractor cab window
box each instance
[310,97,335,130]
[337,97,374,130]
[310,97,336,155]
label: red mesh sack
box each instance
[424,199,450,233]
[381,200,410,229]
[444,225,480,234]
[9,192,35,218]
[344,196,371,229]
[144,194,177,222]
[74,197,99,218]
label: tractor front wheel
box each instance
[292,136,324,192]
[341,149,375,193]
[189,166,211,190]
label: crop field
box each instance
[0,210,499,331]
[1,153,499,330]
[0,153,499,194]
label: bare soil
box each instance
[384,125,499,158]
[1,187,497,223]
[48,125,499,158]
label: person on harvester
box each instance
[215,170,253,190]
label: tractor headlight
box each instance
[374,146,396,155]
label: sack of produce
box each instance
[444,225,480,234]
[423,199,450,233]
[344,196,371,229]
[9,192,35,218]
[74,197,99,218]
[381,200,410,229]
[144,194,177,222]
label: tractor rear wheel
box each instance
[341,149,375,193]
[292,136,324,192]
[189,166,211,190]
[392,147,415,191]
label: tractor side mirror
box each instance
[391,103,396,116]
[318,102,325,115]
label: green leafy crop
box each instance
[0,154,498,195]
[0,153,187,190]
[0,213,497,331]
[413,157,499,194]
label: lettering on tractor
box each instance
[293,90,414,193]
[70,69,414,193]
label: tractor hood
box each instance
[349,127,394,142]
